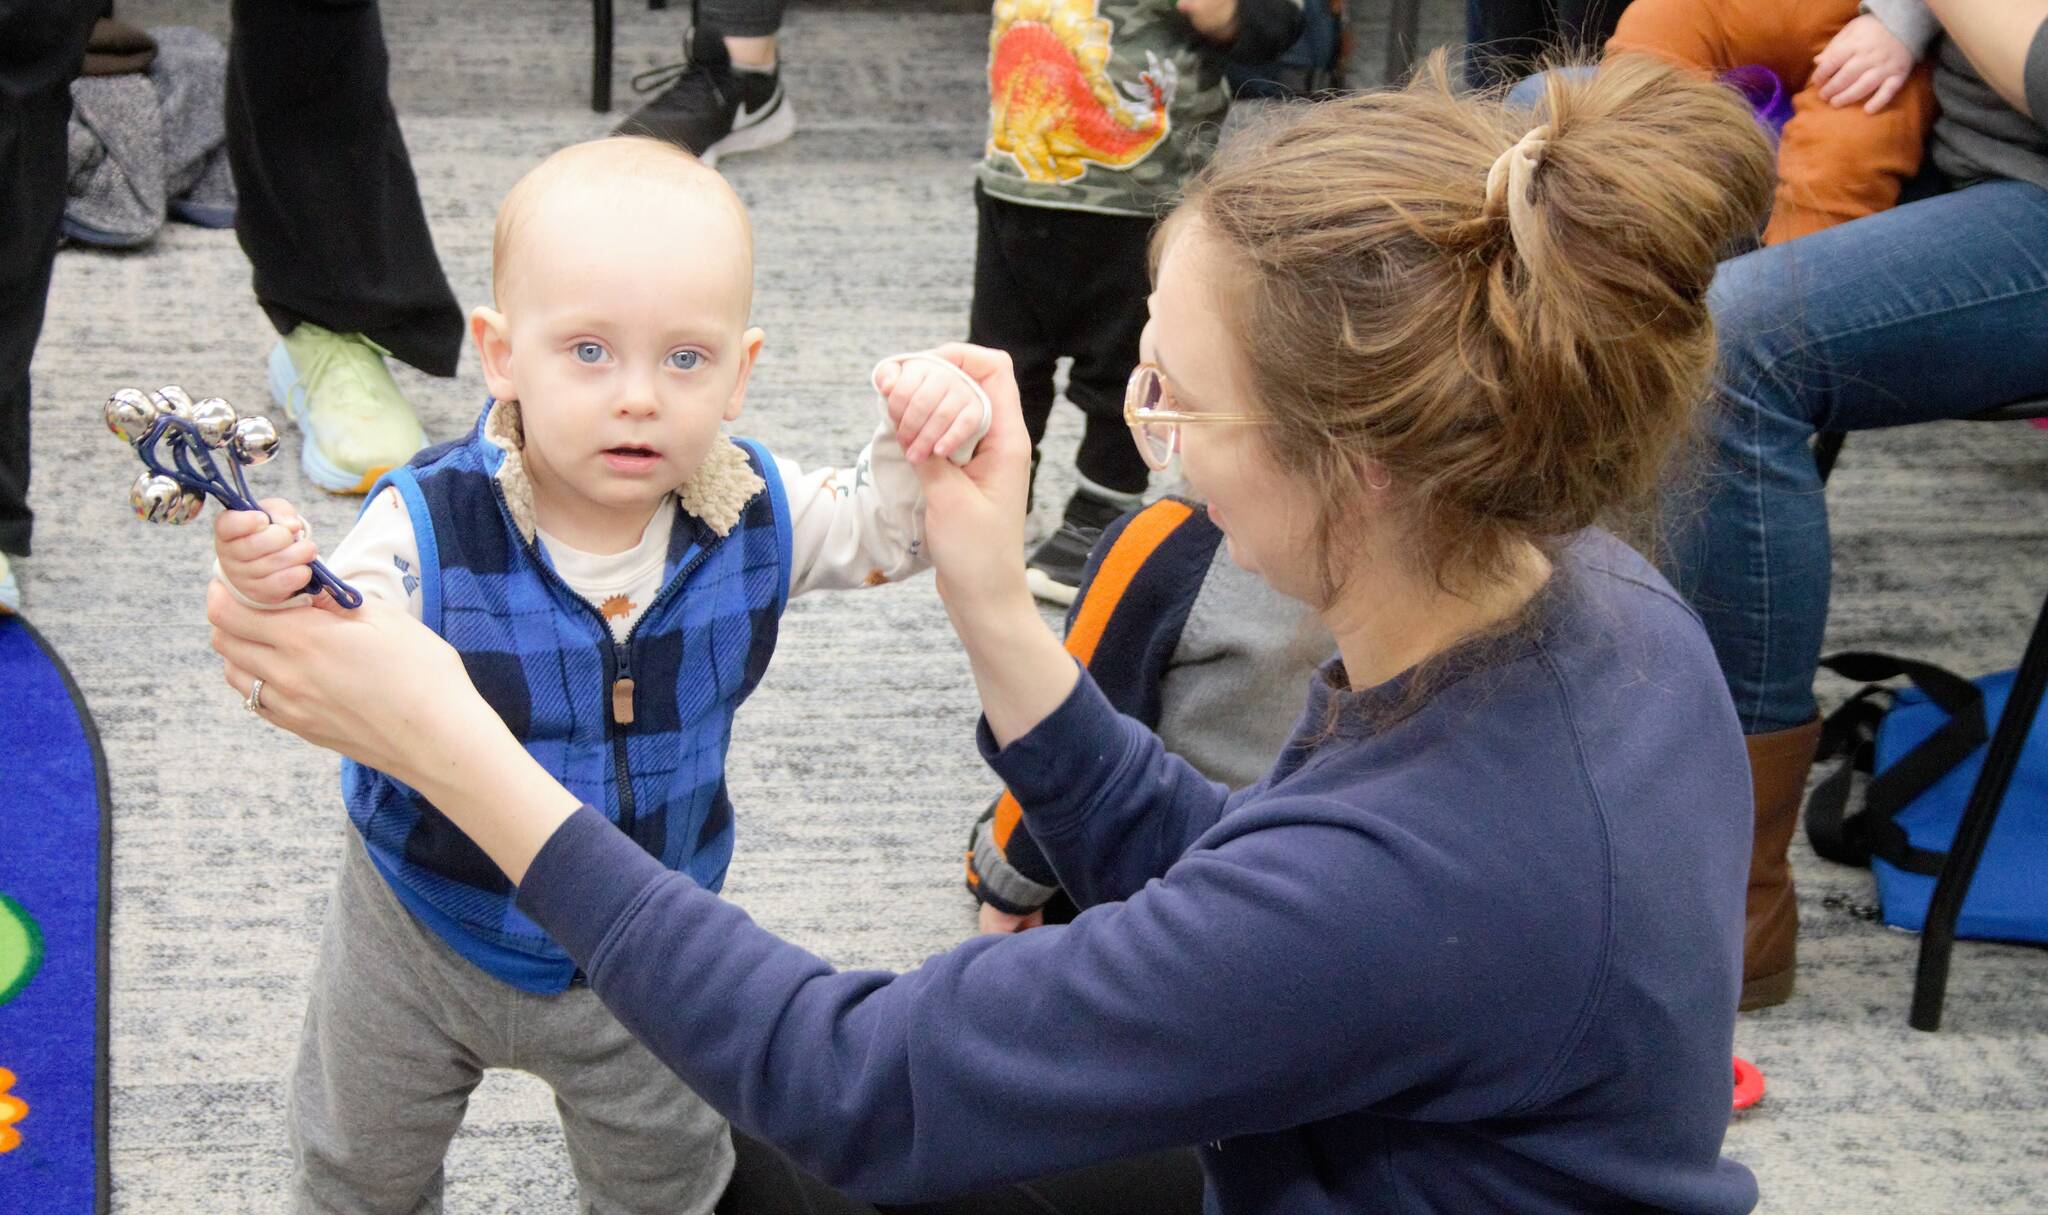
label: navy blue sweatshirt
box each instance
[516,530,1759,1213]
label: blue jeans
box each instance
[1667,179,2048,733]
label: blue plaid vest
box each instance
[342,408,792,992]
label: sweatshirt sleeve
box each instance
[516,793,1497,1203]
[980,668,1241,908]
[1860,0,1942,61]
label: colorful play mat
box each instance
[0,615,110,1214]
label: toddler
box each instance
[214,136,987,1213]
[976,0,1306,603]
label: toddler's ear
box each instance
[724,326,766,424]
[470,307,516,402]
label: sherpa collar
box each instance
[480,397,766,545]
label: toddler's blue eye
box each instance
[574,342,607,364]
[667,350,703,371]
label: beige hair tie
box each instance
[1483,124,1553,254]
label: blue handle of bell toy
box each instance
[134,415,365,610]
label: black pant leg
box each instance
[697,0,787,38]
[973,187,1156,498]
[1464,0,1624,88]
[225,0,463,376]
[0,0,99,556]
[718,1130,878,1214]
[718,1130,1206,1215]
[925,1147,1205,1215]
[1054,210,1155,498]
[969,184,1060,500]
[1555,0,1624,55]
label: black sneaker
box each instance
[1025,491,1129,606]
[615,29,795,166]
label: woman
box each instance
[210,57,1773,1214]
[1669,0,2048,1011]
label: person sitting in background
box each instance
[1607,0,1939,244]
[1661,0,2048,1010]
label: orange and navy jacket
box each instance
[965,496,1222,914]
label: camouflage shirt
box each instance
[977,0,1297,218]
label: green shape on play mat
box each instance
[0,894,45,1007]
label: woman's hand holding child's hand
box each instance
[1813,15,1914,114]
[876,357,989,466]
[891,343,1034,615]
[214,497,319,605]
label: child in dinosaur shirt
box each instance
[212,136,988,1214]
[974,0,1302,605]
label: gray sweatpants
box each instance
[288,833,733,1214]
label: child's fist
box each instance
[214,497,318,605]
[875,356,990,466]
[1813,14,1914,114]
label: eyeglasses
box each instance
[1122,363,1267,471]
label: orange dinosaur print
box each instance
[599,594,636,622]
[988,0,1177,184]
[0,1068,26,1153]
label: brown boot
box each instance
[1741,718,1823,1010]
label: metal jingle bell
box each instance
[151,384,197,419]
[191,397,239,448]
[230,415,280,466]
[170,488,209,525]
[104,388,158,444]
[129,472,184,523]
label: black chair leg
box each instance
[1384,0,1423,85]
[593,0,614,112]
[1814,431,1847,484]
[650,0,668,9]
[1909,589,2048,1030]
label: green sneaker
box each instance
[0,551,18,616]
[268,323,428,494]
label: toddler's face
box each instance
[478,179,762,536]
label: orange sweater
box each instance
[1609,0,1937,244]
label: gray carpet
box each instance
[19,1,2047,1209]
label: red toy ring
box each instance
[1732,1056,1765,1111]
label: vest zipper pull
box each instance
[612,642,635,726]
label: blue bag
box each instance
[1806,652,2048,942]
